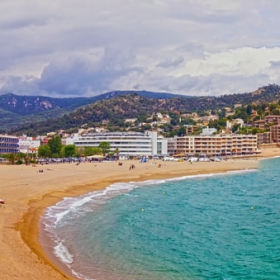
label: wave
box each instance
[41,168,257,279]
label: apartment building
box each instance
[18,135,40,154]
[257,132,271,146]
[173,134,258,156]
[167,138,176,155]
[185,125,198,135]
[264,115,280,125]
[0,135,19,154]
[72,131,167,156]
[270,125,280,143]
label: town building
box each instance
[250,110,258,121]
[257,132,271,146]
[71,131,167,156]
[185,125,198,135]
[171,134,258,156]
[200,126,217,136]
[124,118,137,123]
[232,118,244,127]
[253,120,267,129]
[167,138,176,155]
[40,137,52,146]
[18,135,40,154]
[270,125,280,143]
[0,135,19,154]
[264,115,280,125]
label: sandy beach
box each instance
[0,148,279,280]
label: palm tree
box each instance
[114,148,120,156]
[114,148,120,160]
[6,153,16,165]
[17,152,28,165]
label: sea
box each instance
[41,157,280,280]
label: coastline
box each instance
[1,148,279,279]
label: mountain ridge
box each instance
[1,84,280,134]
[0,90,186,132]
[7,84,280,135]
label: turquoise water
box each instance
[42,158,280,280]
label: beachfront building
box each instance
[18,135,41,154]
[257,132,272,146]
[0,134,19,154]
[72,131,167,157]
[171,134,258,156]
[270,125,280,143]
[167,138,176,155]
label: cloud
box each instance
[157,56,184,68]
[1,0,280,97]
[0,47,142,97]
[269,61,280,68]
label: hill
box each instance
[0,90,184,132]
[8,84,280,135]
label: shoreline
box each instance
[38,167,260,280]
[1,148,280,279]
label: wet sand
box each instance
[0,148,279,279]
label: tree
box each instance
[64,145,76,157]
[6,153,16,164]
[177,126,186,136]
[114,148,120,156]
[48,136,62,156]
[170,112,180,126]
[84,147,101,156]
[75,147,84,157]
[218,108,226,118]
[246,105,252,115]
[38,145,51,158]
[99,142,110,155]
[17,152,28,164]
[232,123,240,133]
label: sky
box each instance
[1,0,280,98]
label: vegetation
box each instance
[98,142,111,155]
[0,91,186,132]
[1,84,280,138]
[83,147,102,156]
[2,152,37,165]
[38,145,51,157]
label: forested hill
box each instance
[0,90,184,131]
[0,90,182,115]
[9,84,280,135]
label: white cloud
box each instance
[0,0,280,97]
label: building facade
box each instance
[167,138,176,155]
[257,132,271,146]
[18,136,41,154]
[264,115,280,125]
[0,135,19,154]
[72,131,167,156]
[270,125,280,143]
[200,126,217,136]
[172,134,258,156]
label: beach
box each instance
[0,148,279,280]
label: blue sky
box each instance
[1,0,280,97]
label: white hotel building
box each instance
[70,131,168,156]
